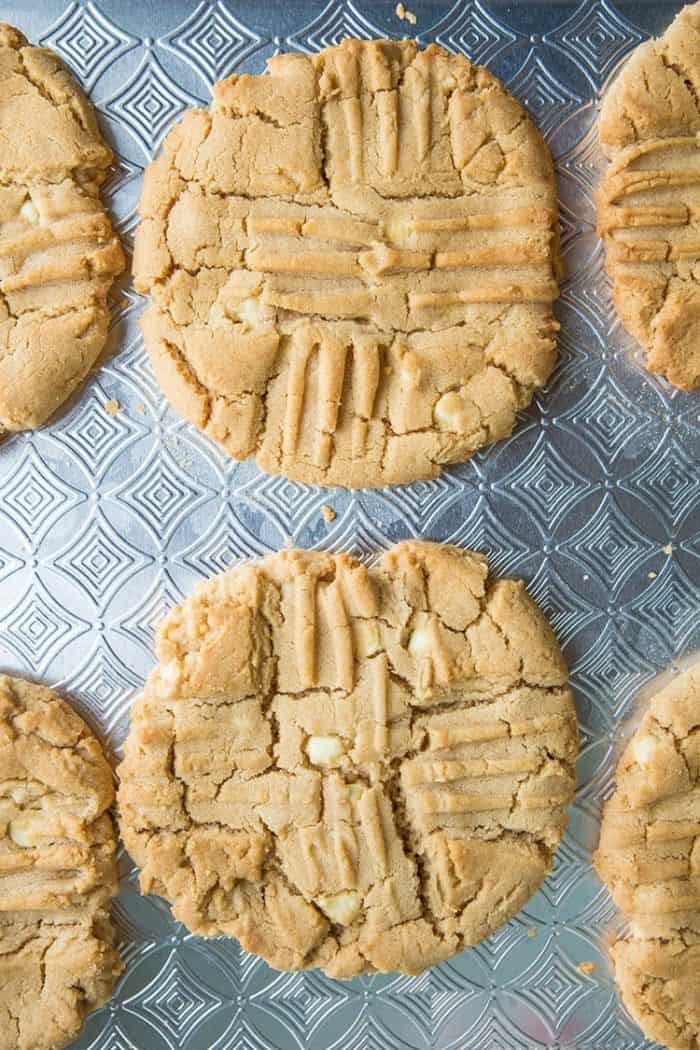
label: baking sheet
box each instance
[0,1,698,1047]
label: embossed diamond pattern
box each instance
[545,0,646,82]
[103,50,201,155]
[40,1,138,87]
[163,2,264,84]
[429,0,518,65]
[0,2,693,1049]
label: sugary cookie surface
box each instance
[0,24,124,434]
[595,665,700,1050]
[0,675,121,1050]
[134,39,560,487]
[119,541,577,976]
[598,1,700,390]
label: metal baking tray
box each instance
[0,1,697,1047]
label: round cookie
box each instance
[133,39,561,487]
[598,2,700,390]
[0,675,121,1050]
[119,541,577,977]
[594,665,700,1049]
[0,24,124,434]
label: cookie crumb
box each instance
[104,399,119,417]
[395,2,417,24]
[662,543,673,556]
[321,505,336,523]
[578,961,596,976]
[136,402,146,414]
[527,927,537,938]
[648,570,657,579]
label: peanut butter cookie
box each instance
[0,24,124,434]
[595,665,700,1049]
[598,2,700,390]
[0,675,121,1050]
[119,541,577,977]
[134,39,560,487]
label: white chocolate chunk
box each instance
[408,625,432,658]
[434,391,473,432]
[9,815,52,847]
[306,734,345,767]
[236,295,266,326]
[315,890,361,925]
[20,200,39,225]
[633,734,658,767]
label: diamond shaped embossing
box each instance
[116,574,183,657]
[176,512,239,577]
[254,971,348,1040]
[431,0,518,66]
[54,512,149,604]
[380,473,465,532]
[52,389,146,480]
[459,1006,544,1050]
[1,447,83,541]
[620,438,697,521]
[508,51,583,138]
[526,564,599,646]
[2,578,89,671]
[132,951,221,1042]
[237,473,332,539]
[557,116,604,195]
[82,1026,141,1050]
[164,1,263,84]
[546,0,645,83]
[110,448,211,542]
[561,496,655,589]
[519,949,584,1030]
[571,621,655,721]
[103,51,200,155]
[288,1,383,53]
[495,436,590,531]
[557,376,652,464]
[625,566,700,651]
[40,1,138,88]
[67,644,141,731]
[308,505,392,562]
[0,544,24,587]
[447,501,531,576]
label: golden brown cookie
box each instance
[594,665,700,1050]
[598,2,700,390]
[118,541,577,977]
[133,39,561,487]
[0,24,124,434]
[0,675,121,1050]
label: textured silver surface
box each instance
[0,1,698,1047]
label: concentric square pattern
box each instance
[0,1,698,1048]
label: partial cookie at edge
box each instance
[594,664,700,1050]
[0,674,121,1050]
[0,24,124,434]
[598,2,700,390]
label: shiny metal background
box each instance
[0,1,697,1047]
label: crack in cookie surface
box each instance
[598,2,700,390]
[0,23,124,434]
[594,664,700,1050]
[0,675,121,1050]
[118,540,577,977]
[133,39,560,487]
